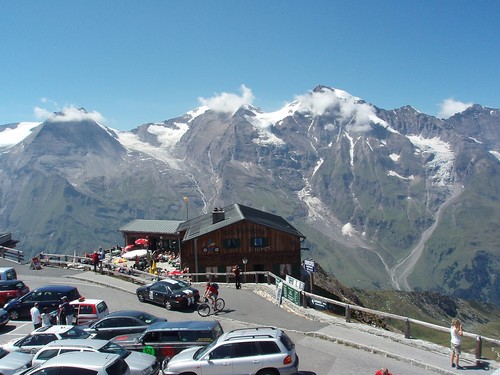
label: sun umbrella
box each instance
[122,244,135,253]
[135,238,149,246]
[122,249,148,260]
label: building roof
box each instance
[119,219,184,235]
[177,203,305,241]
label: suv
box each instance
[3,285,80,320]
[111,320,223,362]
[162,326,299,375]
[31,339,159,375]
[0,280,29,307]
[13,351,130,375]
[50,298,109,325]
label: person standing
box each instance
[91,251,99,273]
[232,265,241,289]
[59,296,73,325]
[450,318,463,369]
[41,307,52,327]
[30,302,42,330]
[374,368,392,375]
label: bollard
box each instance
[475,336,482,365]
[404,319,411,339]
[345,305,351,323]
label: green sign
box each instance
[143,346,155,356]
[282,283,301,306]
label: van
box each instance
[0,267,17,281]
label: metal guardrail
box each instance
[38,253,499,362]
[0,246,24,263]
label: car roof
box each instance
[106,310,155,318]
[70,298,105,305]
[33,325,76,334]
[43,339,109,349]
[0,279,24,286]
[145,320,220,332]
[39,351,121,367]
[221,327,281,340]
[31,285,77,292]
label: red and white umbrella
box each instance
[122,244,136,253]
[135,238,149,246]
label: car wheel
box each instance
[8,309,20,320]
[137,293,145,302]
[256,369,279,375]
[164,299,172,310]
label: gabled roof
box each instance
[178,203,305,241]
[119,219,184,235]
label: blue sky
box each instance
[1,1,499,131]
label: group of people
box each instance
[29,296,74,329]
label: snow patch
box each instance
[147,122,189,149]
[0,122,41,148]
[387,170,414,180]
[490,150,500,161]
[342,223,356,237]
[389,153,400,162]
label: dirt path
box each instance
[389,183,465,291]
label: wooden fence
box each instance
[38,253,499,363]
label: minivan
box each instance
[3,284,80,320]
[0,267,17,281]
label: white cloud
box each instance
[438,98,473,119]
[198,84,255,114]
[34,105,105,123]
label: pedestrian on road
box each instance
[450,318,463,369]
[374,368,392,375]
[91,251,99,273]
[30,302,42,330]
[58,296,73,325]
[232,265,241,289]
[41,307,52,327]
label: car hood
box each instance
[1,338,22,352]
[167,346,201,363]
[0,351,33,371]
[125,351,157,370]
[2,299,20,309]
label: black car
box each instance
[111,320,223,362]
[3,285,81,320]
[79,310,165,340]
[136,279,200,310]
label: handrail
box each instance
[37,253,500,356]
[0,246,24,263]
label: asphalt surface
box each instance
[64,269,499,375]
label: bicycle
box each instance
[197,297,225,317]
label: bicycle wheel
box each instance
[197,303,211,317]
[215,298,225,311]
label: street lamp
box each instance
[242,257,248,283]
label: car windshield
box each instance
[135,312,158,324]
[59,326,91,339]
[193,339,218,360]
[0,348,8,359]
[100,342,131,359]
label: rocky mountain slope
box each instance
[1,85,499,305]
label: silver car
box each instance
[31,339,159,375]
[13,351,130,375]
[0,347,32,375]
[162,326,299,375]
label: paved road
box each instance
[1,259,498,374]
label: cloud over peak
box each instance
[438,98,473,119]
[34,105,105,123]
[198,85,255,114]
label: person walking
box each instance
[41,307,52,327]
[232,265,241,289]
[91,251,99,273]
[30,302,42,330]
[450,318,463,369]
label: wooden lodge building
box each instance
[119,203,306,279]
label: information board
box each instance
[282,283,301,306]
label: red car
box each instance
[0,280,30,307]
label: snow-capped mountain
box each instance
[1,86,499,305]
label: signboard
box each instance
[285,275,304,291]
[303,259,316,272]
[282,283,301,306]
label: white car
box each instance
[31,339,159,375]
[2,325,90,353]
[12,351,130,375]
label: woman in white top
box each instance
[41,307,52,327]
[450,318,463,369]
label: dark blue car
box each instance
[3,285,80,320]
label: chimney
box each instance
[212,207,225,224]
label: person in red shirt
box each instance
[204,281,218,308]
[91,251,100,273]
[374,368,392,375]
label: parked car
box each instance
[79,310,165,340]
[111,320,223,362]
[136,279,199,310]
[0,267,17,281]
[2,325,91,354]
[49,297,109,325]
[0,347,33,375]
[12,351,130,375]
[162,326,299,375]
[31,339,159,375]
[0,280,29,308]
[0,308,9,327]
[3,285,80,320]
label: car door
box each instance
[91,317,118,339]
[202,343,233,375]
[150,283,168,305]
[113,317,144,338]
[229,341,262,375]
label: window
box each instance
[116,318,139,327]
[223,238,240,248]
[160,332,180,342]
[231,342,259,357]
[257,341,280,354]
[97,302,108,313]
[36,348,59,361]
[252,237,269,247]
[205,266,217,274]
[80,305,93,315]
[209,344,231,359]
[95,319,116,329]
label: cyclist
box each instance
[204,281,219,309]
